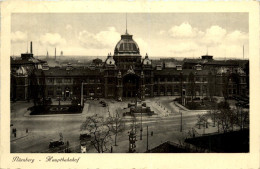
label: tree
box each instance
[195,114,209,134]
[108,111,125,146]
[215,101,234,133]
[195,114,204,129]
[188,72,195,101]
[81,115,112,153]
[207,107,219,127]
[235,105,249,130]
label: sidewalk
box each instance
[10,129,29,142]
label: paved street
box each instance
[11,97,209,153]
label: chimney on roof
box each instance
[30,41,33,54]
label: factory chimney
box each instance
[55,48,56,60]
[30,41,33,54]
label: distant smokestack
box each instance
[55,48,56,60]
[30,41,33,54]
[243,45,244,59]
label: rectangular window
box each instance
[89,78,95,83]
[47,78,54,84]
[56,78,62,83]
[64,78,71,83]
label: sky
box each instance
[11,13,249,59]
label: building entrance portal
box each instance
[123,74,140,98]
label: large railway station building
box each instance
[11,30,249,102]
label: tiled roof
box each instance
[154,68,211,76]
[11,58,46,65]
[35,67,104,77]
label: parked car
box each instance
[80,133,91,141]
[49,140,64,148]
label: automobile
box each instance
[99,101,105,104]
[193,97,200,101]
[49,140,64,148]
[79,133,91,140]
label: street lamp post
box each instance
[146,125,149,151]
[81,82,84,107]
[140,111,143,140]
[180,110,182,132]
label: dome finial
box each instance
[125,13,128,34]
[145,53,148,58]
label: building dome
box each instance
[143,53,151,65]
[16,66,28,75]
[105,53,115,65]
[114,33,140,55]
[217,67,229,75]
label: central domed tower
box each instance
[113,30,142,70]
[114,32,140,55]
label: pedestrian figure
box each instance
[111,146,113,153]
[26,128,28,133]
[12,128,15,134]
[151,131,153,136]
[14,132,16,137]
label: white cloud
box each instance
[135,38,149,55]
[201,25,227,46]
[161,23,248,58]
[78,27,120,49]
[226,30,248,43]
[11,31,28,43]
[168,22,200,38]
[39,33,66,47]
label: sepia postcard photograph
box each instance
[1,1,260,169]
[10,12,250,153]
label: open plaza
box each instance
[11,96,216,153]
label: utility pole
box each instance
[240,107,243,130]
[180,110,182,132]
[128,129,136,153]
[146,125,149,151]
[81,82,84,107]
[140,110,143,140]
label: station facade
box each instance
[11,30,249,101]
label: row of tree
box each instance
[196,101,249,133]
[80,111,125,153]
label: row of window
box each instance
[154,77,208,82]
[40,78,103,84]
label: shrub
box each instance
[186,102,198,110]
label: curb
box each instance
[11,134,29,142]
[23,104,89,117]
